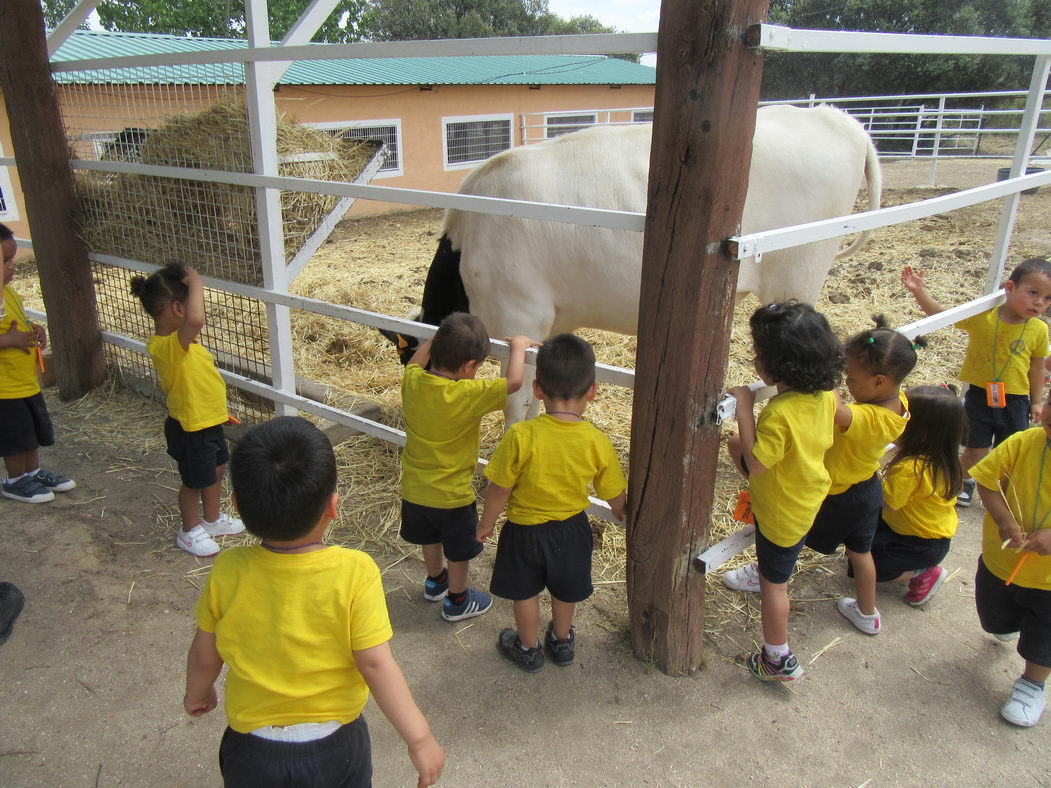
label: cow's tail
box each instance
[835,133,882,260]
[379,234,469,365]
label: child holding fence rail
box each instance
[131,263,244,557]
[902,258,1051,506]
[399,311,537,622]
[725,301,842,681]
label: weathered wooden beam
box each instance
[0,0,106,400]
[627,0,770,676]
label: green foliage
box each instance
[762,0,1051,99]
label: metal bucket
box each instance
[997,166,1045,195]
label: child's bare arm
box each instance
[183,628,223,717]
[0,322,37,352]
[1028,356,1045,421]
[177,267,206,351]
[504,335,542,395]
[901,266,944,316]
[606,491,626,522]
[477,481,513,541]
[728,386,769,475]
[355,642,444,788]
[976,483,1025,548]
[406,336,433,368]
[833,390,853,431]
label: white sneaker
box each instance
[836,596,881,635]
[1001,677,1046,727]
[201,512,245,536]
[176,525,221,557]
[722,562,761,593]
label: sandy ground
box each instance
[3,157,1051,786]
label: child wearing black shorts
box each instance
[399,312,537,622]
[0,223,75,504]
[477,334,626,672]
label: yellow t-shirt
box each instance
[970,426,1051,590]
[826,391,910,495]
[881,456,958,540]
[0,286,41,399]
[146,332,228,432]
[195,545,394,733]
[401,363,507,508]
[484,414,627,525]
[750,390,836,547]
[957,307,1048,395]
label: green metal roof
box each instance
[51,30,655,86]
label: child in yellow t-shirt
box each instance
[478,333,627,673]
[903,258,1051,506]
[726,301,842,682]
[0,223,76,504]
[184,417,444,785]
[400,311,537,622]
[131,264,243,557]
[872,386,964,607]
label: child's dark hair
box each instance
[536,333,596,400]
[230,417,338,541]
[844,315,925,383]
[429,312,490,371]
[750,301,842,393]
[1008,258,1051,284]
[0,223,12,241]
[129,262,188,318]
[888,385,965,499]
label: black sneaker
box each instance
[545,621,576,667]
[2,476,54,504]
[498,628,544,673]
[34,469,76,493]
[0,582,25,646]
[957,478,976,508]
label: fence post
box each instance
[985,55,1051,294]
[627,0,769,676]
[928,95,946,186]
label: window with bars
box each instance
[632,110,654,123]
[545,113,597,138]
[311,120,402,178]
[443,115,513,169]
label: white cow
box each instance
[402,104,881,423]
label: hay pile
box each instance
[76,102,376,285]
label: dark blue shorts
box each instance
[755,519,806,585]
[164,418,229,490]
[805,474,882,555]
[976,558,1051,668]
[490,511,593,603]
[0,392,54,457]
[219,716,371,788]
[400,499,484,562]
[862,517,951,582]
[963,385,1029,450]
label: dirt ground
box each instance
[3,158,1051,786]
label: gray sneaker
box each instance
[2,476,55,504]
[545,621,576,666]
[34,469,76,493]
[498,628,544,673]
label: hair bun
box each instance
[870,314,890,330]
[129,275,148,296]
[912,334,929,350]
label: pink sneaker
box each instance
[905,566,946,607]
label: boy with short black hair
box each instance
[903,258,1051,506]
[184,417,444,787]
[400,311,536,622]
[477,333,627,672]
[0,222,75,504]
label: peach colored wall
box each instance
[0,99,30,255]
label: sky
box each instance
[547,0,660,66]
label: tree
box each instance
[40,0,368,42]
[762,0,1051,99]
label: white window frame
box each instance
[307,119,404,179]
[632,109,655,123]
[442,113,514,171]
[0,142,18,222]
[544,111,598,139]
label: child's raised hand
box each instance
[727,385,755,410]
[183,686,218,717]
[1023,529,1051,555]
[180,266,202,286]
[506,335,542,350]
[408,734,445,788]
[901,266,926,295]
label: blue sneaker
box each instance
[441,588,492,622]
[423,573,449,602]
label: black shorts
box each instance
[219,716,371,788]
[805,474,882,555]
[755,518,806,585]
[963,385,1028,450]
[164,417,229,490]
[490,512,593,603]
[400,499,484,563]
[864,517,951,582]
[0,393,54,457]
[976,557,1051,667]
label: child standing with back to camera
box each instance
[726,301,842,681]
[131,263,244,556]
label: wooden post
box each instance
[0,0,106,400]
[627,0,770,676]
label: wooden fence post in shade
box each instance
[627,0,770,675]
[0,0,106,400]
